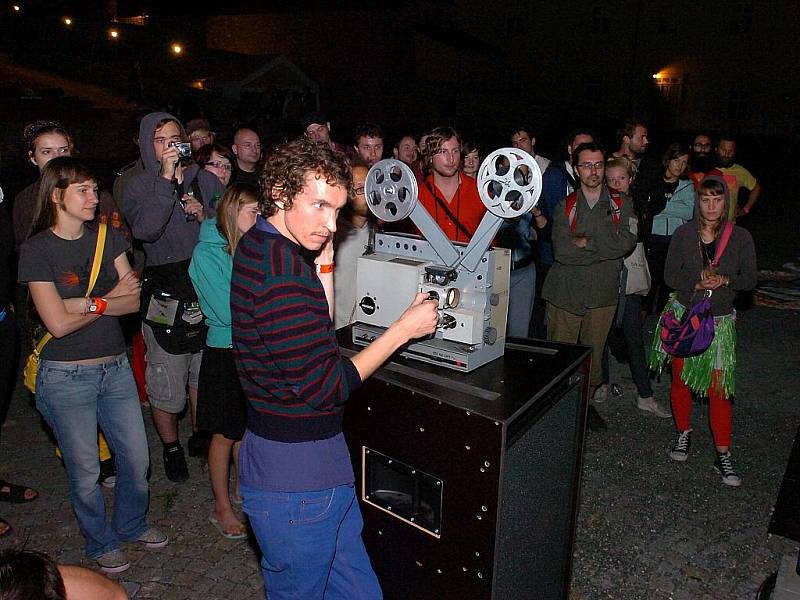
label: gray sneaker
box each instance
[636,396,672,419]
[136,527,169,549]
[96,549,130,574]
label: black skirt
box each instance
[196,346,247,440]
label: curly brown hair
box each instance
[259,137,352,216]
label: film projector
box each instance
[339,147,591,600]
[351,148,542,371]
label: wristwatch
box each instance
[87,297,108,315]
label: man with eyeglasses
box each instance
[231,126,263,188]
[333,161,372,329]
[533,128,595,338]
[542,142,637,431]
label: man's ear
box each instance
[271,185,285,209]
[393,147,399,159]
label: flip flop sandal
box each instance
[208,516,247,540]
[0,517,12,538]
[0,480,39,504]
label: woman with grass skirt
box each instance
[649,175,757,487]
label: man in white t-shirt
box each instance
[333,163,372,329]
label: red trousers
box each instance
[670,358,732,448]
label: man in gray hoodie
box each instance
[124,112,225,482]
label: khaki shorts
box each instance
[142,323,202,413]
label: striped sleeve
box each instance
[232,231,352,416]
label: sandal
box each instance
[209,516,247,540]
[0,480,39,504]
[0,517,12,538]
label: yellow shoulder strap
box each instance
[86,222,107,298]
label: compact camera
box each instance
[169,141,193,158]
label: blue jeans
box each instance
[36,354,150,558]
[241,483,382,600]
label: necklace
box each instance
[702,239,715,264]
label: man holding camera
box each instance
[124,112,225,481]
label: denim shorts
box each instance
[142,323,202,413]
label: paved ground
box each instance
[1,300,797,599]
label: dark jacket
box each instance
[664,223,757,316]
[123,112,224,267]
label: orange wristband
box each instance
[316,263,334,274]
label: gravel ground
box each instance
[570,305,800,600]
[0,303,796,599]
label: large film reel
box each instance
[364,159,419,222]
[477,148,542,218]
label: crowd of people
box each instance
[0,110,759,598]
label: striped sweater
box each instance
[230,219,361,443]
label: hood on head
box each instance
[138,111,186,174]
[695,174,730,223]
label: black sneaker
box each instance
[669,429,692,462]
[586,405,608,431]
[714,451,742,487]
[187,431,211,458]
[99,456,117,489]
[163,445,189,482]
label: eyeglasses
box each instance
[239,142,262,150]
[577,161,604,171]
[206,161,232,171]
[693,143,711,150]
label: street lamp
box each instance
[108,28,119,39]
[171,43,182,55]
[62,16,72,26]
[12,4,20,12]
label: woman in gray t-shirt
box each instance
[18,157,167,574]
